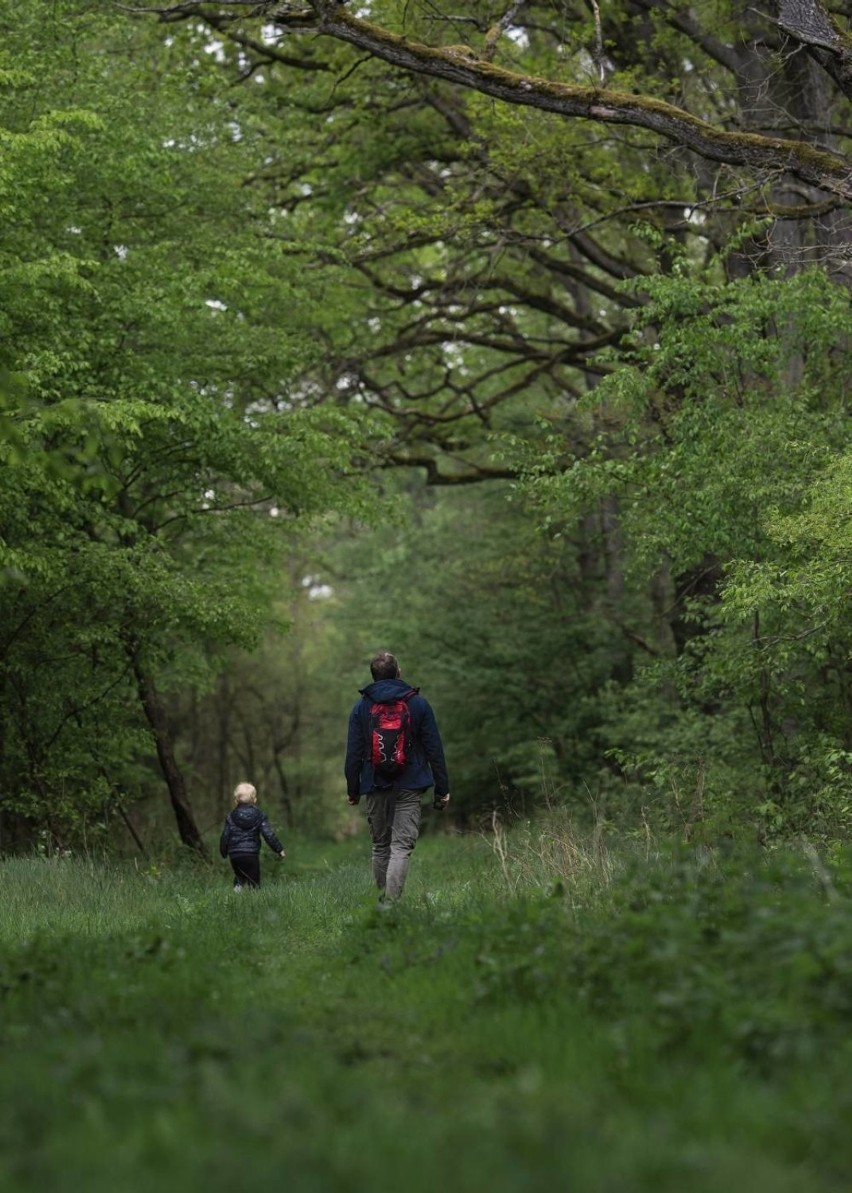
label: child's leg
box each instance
[230,855,261,889]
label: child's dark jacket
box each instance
[219,805,283,858]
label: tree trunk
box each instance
[128,647,209,858]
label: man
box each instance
[345,651,450,901]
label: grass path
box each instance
[0,834,848,1192]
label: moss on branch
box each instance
[298,5,852,201]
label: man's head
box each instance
[370,651,401,680]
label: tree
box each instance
[137,1,852,196]
[515,266,852,837]
[125,1,851,474]
[167,553,350,836]
[0,3,369,853]
[115,0,852,840]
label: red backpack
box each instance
[369,690,416,779]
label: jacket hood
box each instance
[359,678,420,703]
[230,804,262,828]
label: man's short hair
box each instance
[370,651,400,680]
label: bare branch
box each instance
[379,452,518,484]
[589,0,605,84]
[630,0,744,75]
[482,0,525,62]
[200,10,331,70]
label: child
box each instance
[219,782,286,890]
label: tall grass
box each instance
[1,828,850,1192]
[486,807,615,901]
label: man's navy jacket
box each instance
[345,677,449,799]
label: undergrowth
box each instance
[0,828,850,1192]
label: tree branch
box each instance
[137,1,852,200]
[285,5,852,201]
[380,452,518,484]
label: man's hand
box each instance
[433,792,450,810]
[347,794,361,806]
[279,850,286,859]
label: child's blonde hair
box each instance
[233,782,257,805]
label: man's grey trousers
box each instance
[364,787,424,899]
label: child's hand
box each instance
[279,850,286,859]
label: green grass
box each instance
[1,831,851,1192]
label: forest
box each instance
[2,2,852,1188]
[4,0,852,856]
